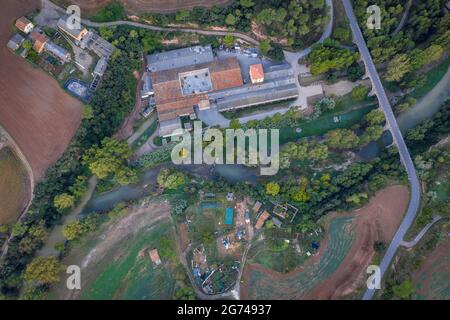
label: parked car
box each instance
[141,106,155,118]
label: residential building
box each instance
[45,41,71,62]
[15,17,34,34]
[255,211,270,229]
[31,31,49,53]
[7,34,25,51]
[57,15,88,42]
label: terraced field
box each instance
[242,216,355,299]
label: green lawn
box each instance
[81,221,177,300]
[411,57,450,99]
[280,104,377,144]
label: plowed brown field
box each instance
[0,0,82,180]
[241,185,410,300]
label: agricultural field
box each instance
[0,147,30,225]
[241,185,410,300]
[0,0,83,180]
[53,0,232,15]
[47,200,190,300]
[412,232,450,300]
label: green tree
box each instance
[334,27,350,42]
[22,39,32,50]
[157,168,186,189]
[259,39,271,56]
[82,137,132,179]
[393,279,415,299]
[266,182,280,196]
[325,129,360,149]
[53,193,75,211]
[351,85,368,101]
[175,286,195,300]
[423,44,444,64]
[82,105,94,120]
[223,35,235,47]
[229,118,240,130]
[365,109,385,126]
[24,256,61,285]
[225,14,236,26]
[385,54,411,82]
[239,0,254,8]
[257,8,275,26]
[308,144,329,162]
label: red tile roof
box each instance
[149,249,161,264]
[15,17,32,32]
[151,57,243,122]
[31,31,48,53]
[249,64,264,83]
[255,211,269,229]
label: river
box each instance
[359,66,450,159]
[87,66,450,215]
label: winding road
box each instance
[41,0,423,301]
[341,0,421,300]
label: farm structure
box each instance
[147,45,298,137]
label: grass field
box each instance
[81,221,177,300]
[0,147,29,225]
[280,104,377,144]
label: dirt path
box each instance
[241,185,410,300]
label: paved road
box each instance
[400,215,443,248]
[341,0,421,300]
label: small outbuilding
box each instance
[149,249,162,266]
[249,64,264,84]
[7,34,25,51]
[255,211,269,229]
[15,17,34,34]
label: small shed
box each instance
[225,208,233,225]
[149,249,162,266]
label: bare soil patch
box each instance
[55,0,232,14]
[305,185,409,299]
[0,0,82,180]
[0,147,30,225]
[241,185,410,300]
